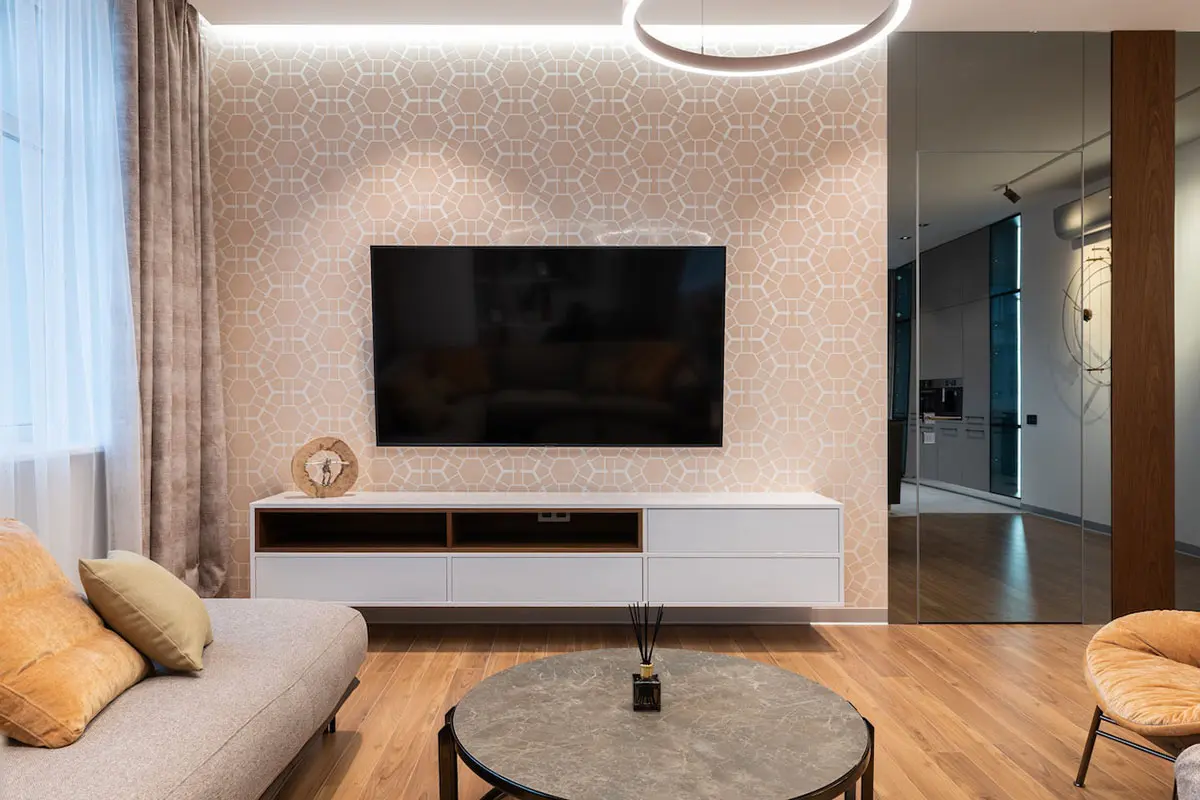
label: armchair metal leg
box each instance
[1075,706,1103,787]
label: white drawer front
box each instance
[646,509,840,554]
[451,556,642,605]
[647,557,841,605]
[255,555,448,603]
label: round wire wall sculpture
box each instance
[291,437,359,498]
[622,0,911,77]
[1061,243,1112,388]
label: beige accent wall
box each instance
[208,32,887,605]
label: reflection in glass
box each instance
[890,264,914,424]
[1079,30,1113,625]
[1177,33,1200,611]
[887,31,1103,624]
[909,143,1085,622]
[989,217,1021,498]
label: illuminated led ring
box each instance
[622,0,911,77]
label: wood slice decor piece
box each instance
[291,437,358,498]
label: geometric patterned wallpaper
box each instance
[207,31,887,606]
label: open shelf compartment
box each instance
[255,509,449,552]
[450,509,642,552]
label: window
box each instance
[1,0,142,570]
[0,0,135,454]
[1,4,34,444]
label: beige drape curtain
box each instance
[119,0,228,596]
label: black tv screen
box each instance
[370,246,726,447]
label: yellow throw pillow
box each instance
[0,520,150,748]
[79,550,212,672]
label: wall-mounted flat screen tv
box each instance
[370,245,726,447]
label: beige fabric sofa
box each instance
[3,598,367,800]
[1180,745,1200,800]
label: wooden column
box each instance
[1111,31,1176,617]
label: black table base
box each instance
[438,707,875,800]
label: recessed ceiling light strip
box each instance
[622,0,911,77]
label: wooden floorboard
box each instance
[278,623,1175,800]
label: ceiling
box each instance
[194,0,1200,28]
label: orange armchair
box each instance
[1076,611,1200,792]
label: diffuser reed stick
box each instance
[628,603,664,672]
[629,603,665,711]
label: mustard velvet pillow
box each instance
[79,550,212,672]
[0,519,149,748]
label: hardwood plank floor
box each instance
[278,624,1175,800]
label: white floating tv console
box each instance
[250,491,844,608]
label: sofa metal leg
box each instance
[326,716,336,734]
[1075,706,1103,787]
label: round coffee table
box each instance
[438,648,874,800]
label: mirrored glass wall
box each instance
[1177,32,1200,612]
[888,32,1113,623]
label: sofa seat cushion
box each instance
[1086,610,1200,739]
[2,599,367,800]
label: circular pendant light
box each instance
[622,0,911,77]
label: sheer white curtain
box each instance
[0,0,142,577]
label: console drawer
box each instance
[451,556,641,605]
[647,556,841,605]
[646,508,840,553]
[254,555,448,603]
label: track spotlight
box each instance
[1003,185,1022,204]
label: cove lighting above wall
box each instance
[209,25,626,43]
[209,23,861,50]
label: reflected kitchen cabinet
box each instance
[961,425,991,491]
[919,424,939,478]
[919,306,963,381]
[961,298,991,421]
[936,422,964,484]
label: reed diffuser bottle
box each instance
[629,603,664,712]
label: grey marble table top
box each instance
[451,648,869,800]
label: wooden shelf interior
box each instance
[450,510,641,551]
[255,507,642,552]
[256,509,449,551]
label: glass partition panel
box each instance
[1080,32,1114,624]
[914,150,1085,623]
[1177,32,1200,612]
[887,32,918,623]
[891,30,1095,623]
